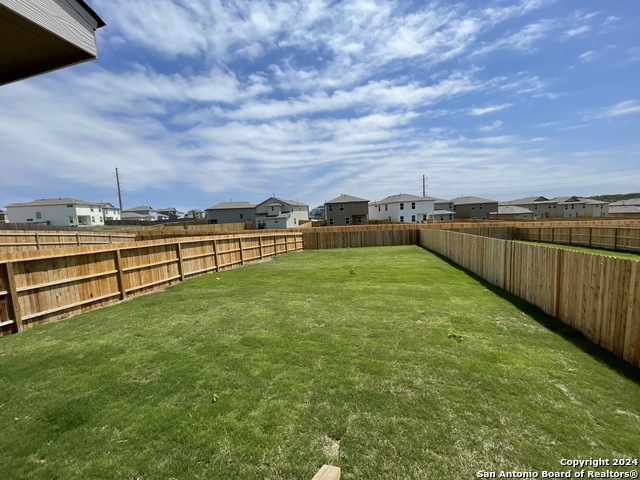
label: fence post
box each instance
[259,236,264,259]
[589,227,592,247]
[176,243,185,280]
[239,238,245,265]
[114,249,127,300]
[614,228,619,250]
[274,235,278,255]
[35,232,41,250]
[5,262,23,333]
[212,239,219,271]
[568,227,572,245]
[76,233,81,246]
[109,233,112,244]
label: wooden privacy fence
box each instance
[419,229,640,368]
[517,226,640,253]
[0,230,136,252]
[0,232,302,336]
[302,228,418,249]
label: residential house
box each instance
[1,0,105,86]
[123,206,166,221]
[206,202,255,224]
[369,194,438,223]
[500,196,558,219]
[609,198,640,218]
[186,209,205,220]
[553,196,608,218]
[6,197,105,227]
[432,198,455,222]
[451,196,499,220]
[255,197,309,229]
[98,202,120,221]
[489,205,534,220]
[0,209,7,223]
[157,207,185,221]
[325,194,369,226]
[310,206,325,220]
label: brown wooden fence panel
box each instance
[0,232,302,336]
[517,226,640,253]
[0,231,136,253]
[420,229,640,368]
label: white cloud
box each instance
[468,104,513,116]
[584,100,640,120]
[565,25,590,38]
[478,120,503,132]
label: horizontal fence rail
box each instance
[0,232,302,336]
[419,229,640,368]
[0,231,136,252]
[517,226,640,253]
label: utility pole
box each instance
[422,174,428,197]
[115,167,123,213]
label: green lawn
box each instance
[1,246,638,480]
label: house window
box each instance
[92,216,96,223]
[328,205,333,212]
[385,205,388,211]
[400,216,404,222]
[400,203,404,210]
[27,218,33,222]
[471,205,475,210]
[411,215,416,222]
[91,208,94,212]
[377,206,381,212]
[411,202,416,209]
[66,204,73,208]
[357,216,363,223]
[479,204,483,209]
[240,213,244,219]
[36,212,42,219]
[69,216,74,224]
[329,218,334,225]
[339,204,344,211]
[345,217,350,225]
[422,214,427,221]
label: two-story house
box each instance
[553,196,608,218]
[206,202,255,224]
[451,196,499,220]
[324,195,369,226]
[157,207,185,220]
[99,202,121,221]
[609,198,640,218]
[369,194,439,223]
[500,196,558,219]
[6,197,105,227]
[255,197,309,229]
[123,206,163,221]
[432,198,455,222]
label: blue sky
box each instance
[1,0,639,212]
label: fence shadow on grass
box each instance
[425,248,640,385]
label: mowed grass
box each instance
[0,246,639,480]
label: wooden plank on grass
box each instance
[311,465,341,480]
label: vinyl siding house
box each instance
[186,209,205,220]
[206,202,255,224]
[432,199,455,222]
[609,198,640,218]
[554,196,608,218]
[0,209,8,223]
[369,194,438,223]
[500,196,558,219]
[325,195,369,226]
[99,202,120,221]
[490,205,534,220]
[1,0,105,85]
[123,206,167,221]
[255,197,309,229]
[6,197,105,226]
[157,207,185,220]
[451,196,499,220]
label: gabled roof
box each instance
[450,196,498,205]
[124,206,155,212]
[495,206,533,215]
[98,202,117,209]
[501,196,555,205]
[325,194,369,204]
[256,197,308,208]
[609,205,640,214]
[552,196,608,205]
[371,193,438,205]
[609,198,640,206]
[6,197,100,207]
[207,201,255,210]
[433,209,455,215]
